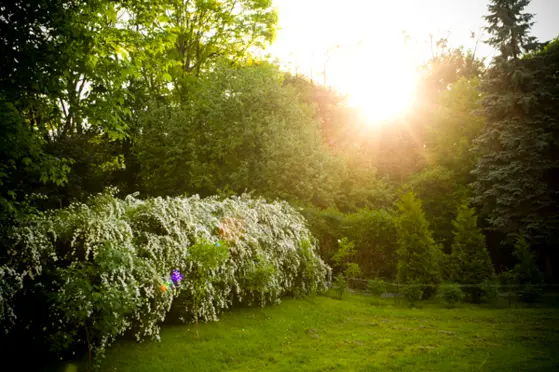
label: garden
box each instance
[1,0,559,371]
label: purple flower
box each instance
[171,269,183,284]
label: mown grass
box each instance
[79,292,559,372]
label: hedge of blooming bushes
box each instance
[0,190,330,361]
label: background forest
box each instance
[2,0,558,278]
[2,0,557,279]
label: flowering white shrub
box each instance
[2,189,330,362]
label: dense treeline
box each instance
[1,0,558,278]
[1,0,559,344]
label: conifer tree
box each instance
[473,0,559,279]
[484,0,538,62]
[396,192,442,297]
[449,201,495,302]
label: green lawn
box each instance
[92,293,558,372]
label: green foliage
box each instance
[474,6,559,277]
[331,238,361,285]
[480,279,500,304]
[425,78,485,176]
[401,283,423,308]
[332,273,348,300]
[0,97,72,237]
[499,270,518,306]
[484,0,538,61]
[437,283,466,307]
[395,192,442,297]
[418,45,485,104]
[367,278,387,305]
[135,63,338,207]
[332,238,357,267]
[303,206,398,279]
[2,190,330,362]
[0,265,23,334]
[344,263,361,279]
[180,237,230,337]
[449,201,494,302]
[301,207,344,263]
[406,166,470,251]
[341,208,398,278]
[512,235,544,302]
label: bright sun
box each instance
[331,46,419,125]
[269,0,423,126]
[346,67,418,124]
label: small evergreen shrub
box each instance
[367,278,387,297]
[438,283,465,307]
[333,273,348,300]
[499,270,517,306]
[402,283,423,308]
[480,279,500,304]
[512,235,544,303]
[367,278,387,305]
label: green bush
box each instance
[332,238,361,287]
[499,270,517,306]
[332,273,348,300]
[345,263,361,279]
[437,283,465,307]
[402,283,423,308]
[480,279,500,304]
[2,190,331,362]
[367,278,387,305]
[341,209,398,278]
[512,235,544,303]
[367,278,387,297]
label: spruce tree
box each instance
[473,0,559,279]
[484,0,538,62]
[449,201,495,302]
[396,192,442,297]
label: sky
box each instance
[267,0,559,121]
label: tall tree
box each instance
[124,0,277,101]
[473,0,559,279]
[134,62,337,205]
[484,0,538,62]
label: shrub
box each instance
[341,209,398,278]
[512,235,544,303]
[332,237,357,267]
[0,265,22,334]
[345,263,361,279]
[332,273,348,300]
[367,278,387,305]
[480,279,500,304]
[2,190,330,363]
[396,192,442,298]
[438,283,465,307]
[332,238,361,287]
[499,270,517,306]
[402,283,423,308]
